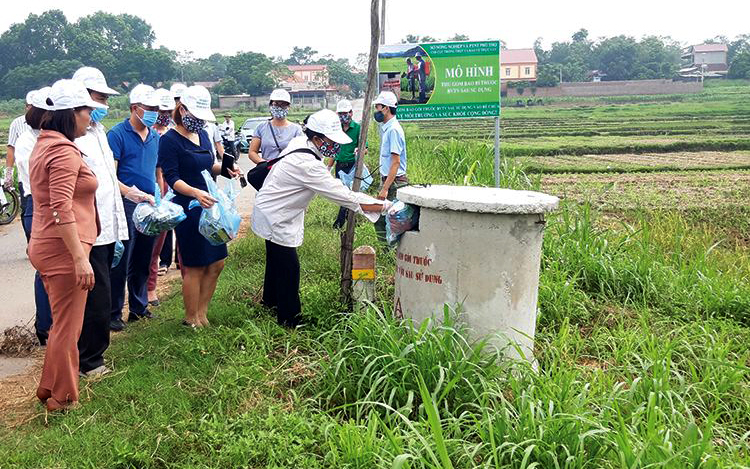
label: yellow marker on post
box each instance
[352,246,376,306]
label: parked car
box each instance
[236,117,268,153]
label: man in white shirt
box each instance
[73,66,128,375]
[220,113,236,156]
[3,90,34,191]
[204,121,224,160]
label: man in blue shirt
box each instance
[373,91,408,243]
[107,84,161,331]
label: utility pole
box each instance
[380,0,386,45]
[340,0,380,307]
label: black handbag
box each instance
[244,148,317,191]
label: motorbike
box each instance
[0,182,20,225]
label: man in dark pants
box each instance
[74,66,128,374]
[328,99,366,229]
[416,52,427,103]
[107,84,160,331]
[372,91,408,243]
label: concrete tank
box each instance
[393,185,559,361]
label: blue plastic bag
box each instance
[338,164,373,192]
[132,184,187,236]
[188,171,241,246]
[111,240,124,268]
[385,200,419,244]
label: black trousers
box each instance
[263,240,301,327]
[333,161,355,229]
[78,243,114,373]
[160,230,173,267]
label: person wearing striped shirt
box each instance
[3,90,34,191]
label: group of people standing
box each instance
[2,62,407,411]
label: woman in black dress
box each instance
[157,85,238,327]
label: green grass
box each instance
[3,79,750,468]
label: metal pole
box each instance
[494,116,500,188]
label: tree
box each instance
[446,33,470,42]
[226,52,277,95]
[400,35,438,44]
[212,77,243,95]
[0,59,83,98]
[729,49,750,79]
[318,57,366,97]
[536,64,560,87]
[572,28,589,43]
[0,10,69,77]
[594,35,640,81]
[285,46,318,65]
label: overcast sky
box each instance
[1,1,748,62]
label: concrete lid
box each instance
[397,185,559,214]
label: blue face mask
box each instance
[90,107,108,123]
[139,109,158,127]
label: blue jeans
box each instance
[21,190,52,344]
[110,198,156,320]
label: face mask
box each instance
[317,138,341,158]
[139,109,158,127]
[156,112,172,127]
[90,107,108,123]
[182,112,205,134]
[339,113,352,125]
[373,110,385,123]
[270,105,288,119]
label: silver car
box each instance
[237,117,268,153]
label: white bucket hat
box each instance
[170,83,188,98]
[305,109,352,144]
[181,85,215,121]
[30,86,53,111]
[129,84,160,107]
[374,91,398,108]
[72,66,119,95]
[269,88,292,104]
[154,88,175,111]
[336,99,353,113]
[25,90,37,105]
[48,79,108,111]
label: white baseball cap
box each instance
[30,87,53,111]
[269,88,291,104]
[336,99,353,113]
[374,91,398,108]
[25,90,37,105]
[48,79,108,111]
[72,66,119,95]
[181,85,215,121]
[154,88,175,111]
[305,109,352,144]
[129,84,160,107]
[170,83,188,98]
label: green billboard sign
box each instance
[377,40,501,120]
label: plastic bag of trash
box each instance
[338,164,373,192]
[385,200,419,244]
[133,184,186,236]
[188,171,241,246]
[111,240,124,268]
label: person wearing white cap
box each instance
[329,99,368,229]
[107,83,161,331]
[28,78,107,412]
[158,85,237,327]
[170,83,188,103]
[3,89,36,191]
[145,88,176,308]
[72,66,127,377]
[373,90,408,243]
[12,87,53,346]
[248,88,302,164]
[251,109,387,328]
[153,88,176,136]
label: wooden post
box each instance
[340,0,380,309]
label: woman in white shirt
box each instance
[13,87,53,345]
[252,109,386,327]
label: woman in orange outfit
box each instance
[28,79,106,412]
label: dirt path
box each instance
[0,157,256,427]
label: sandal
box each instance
[157,265,168,276]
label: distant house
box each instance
[501,49,538,83]
[281,65,330,90]
[680,44,729,78]
[588,70,607,82]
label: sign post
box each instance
[378,40,501,185]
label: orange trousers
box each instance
[29,238,89,409]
